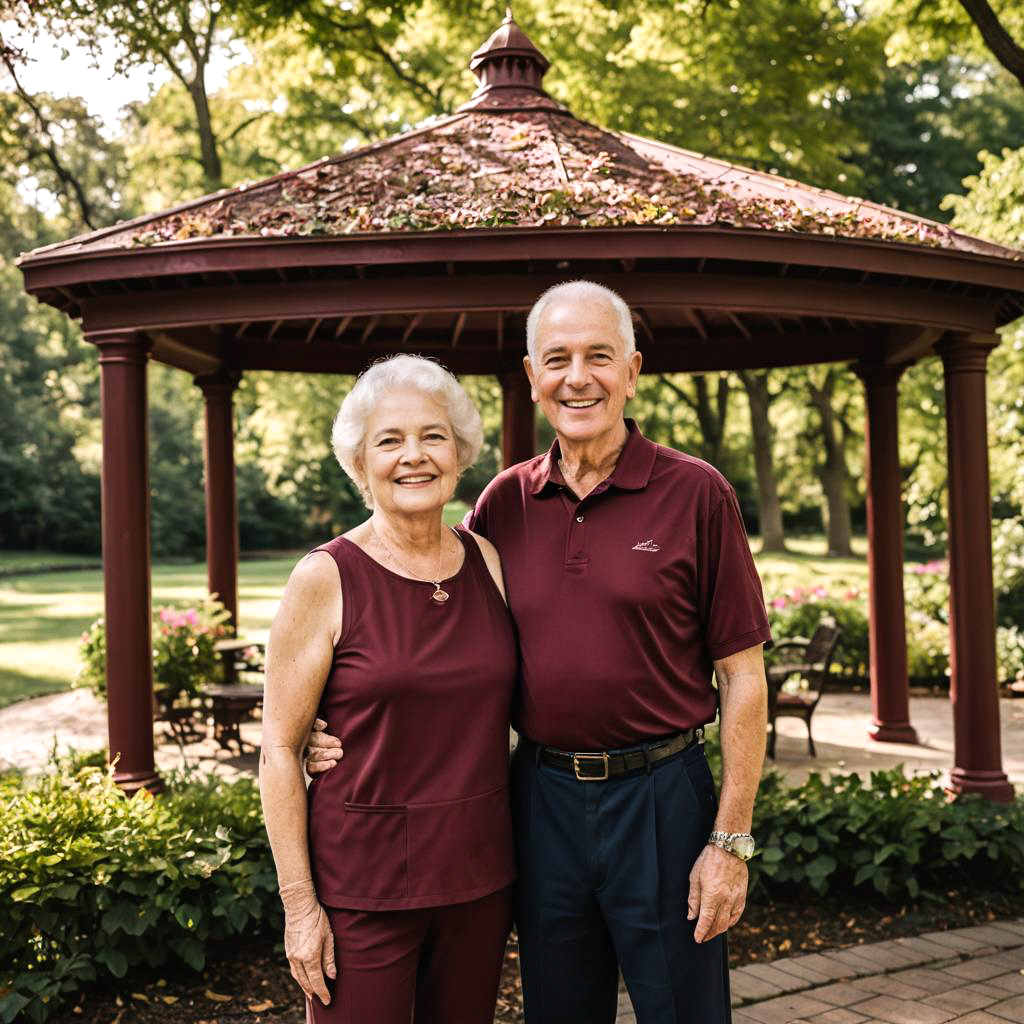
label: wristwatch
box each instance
[707,830,755,862]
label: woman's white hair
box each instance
[525,280,636,363]
[332,354,483,508]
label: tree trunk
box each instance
[739,370,787,553]
[188,76,222,190]
[957,0,1024,90]
[692,373,731,467]
[807,370,854,557]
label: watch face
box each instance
[733,836,755,860]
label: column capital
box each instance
[936,332,1000,374]
[87,330,152,365]
[852,360,912,389]
[195,367,242,398]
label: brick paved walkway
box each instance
[614,920,1024,1023]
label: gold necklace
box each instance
[370,524,453,603]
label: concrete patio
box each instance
[3,687,1022,791]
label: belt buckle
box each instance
[572,752,609,781]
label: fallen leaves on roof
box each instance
[131,112,957,250]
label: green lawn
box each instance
[0,532,880,710]
[0,558,296,710]
[0,550,102,573]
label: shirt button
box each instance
[576,515,584,523]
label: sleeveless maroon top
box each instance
[306,525,518,911]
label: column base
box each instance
[113,765,164,796]
[868,721,919,745]
[950,767,1014,804]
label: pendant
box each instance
[431,587,450,603]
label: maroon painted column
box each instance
[195,370,242,631]
[500,370,536,468]
[937,334,1013,802]
[92,331,161,795]
[854,361,918,745]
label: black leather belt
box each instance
[526,729,703,781]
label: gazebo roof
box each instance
[25,108,1011,260]
[22,11,1016,262]
[17,11,1024,378]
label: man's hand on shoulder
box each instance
[687,843,748,943]
[305,718,343,776]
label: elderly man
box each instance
[309,280,770,1024]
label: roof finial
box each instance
[458,11,566,114]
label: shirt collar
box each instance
[529,419,658,497]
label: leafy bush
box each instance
[905,618,949,681]
[750,767,1024,901]
[764,563,1020,686]
[0,756,279,1023]
[996,625,1024,684]
[75,596,231,701]
[766,589,870,679]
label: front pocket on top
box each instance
[333,802,408,899]
[406,785,515,898]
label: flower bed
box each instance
[76,596,232,702]
[764,560,1024,687]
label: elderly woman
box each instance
[259,354,517,1024]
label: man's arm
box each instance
[687,642,767,943]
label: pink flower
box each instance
[813,586,828,599]
[159,608,174,623]
[912,560,948,576]
[185,609,199,626]
[844,587,860,600]
[771,597,788,610]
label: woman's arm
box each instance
[259,550,342,1004]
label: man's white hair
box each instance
[525,280,636,363]
[332,354,483,508]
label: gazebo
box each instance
[18,13,1024,801]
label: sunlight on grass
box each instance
[754,535,869,601]
[0,559,295,706]
[0,530,905,709]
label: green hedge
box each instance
[0,758,280,1023]
[750,767,1024,900]
[4,750,1023,1022]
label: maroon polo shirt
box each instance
[467,419,772,750]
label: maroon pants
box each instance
[306,886,514,1024]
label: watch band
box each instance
[708,831,753,844]
[707,831,755,860]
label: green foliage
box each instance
[0,256,101,555]
[75,596,231,702]
[881,0,1024,76]
[750,767,1024,900]
[73,617,107,699]
[838,59,1024,220]
[153,597,232,698]
[944,145,1024,249]
[765,589,870,679]
[0,756,280,1024]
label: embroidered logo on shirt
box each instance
[632,539,661,552]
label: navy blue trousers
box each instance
[510,738,732,1024]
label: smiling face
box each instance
[524,294,642,447]
[358,388,459,516]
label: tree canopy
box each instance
[1,0,1022,561]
